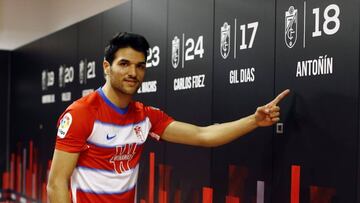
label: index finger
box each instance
[269,89,290,105]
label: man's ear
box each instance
[103,60,110,75]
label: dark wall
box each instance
[165,0,214,201]
[274,1,359,202]
[212,0,276,202]
[132,0,168,202]
[0,51,10,198]
[10,39,46,201]
[4,0,360,202]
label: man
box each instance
[47,32,289,203]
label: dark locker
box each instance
[274,0,359,202]
[78,14,104,94]
[102,2,131,49]
[212,0,276,202]
[165,0,214,201]
[0,51,10,193]
[132,0,168,202]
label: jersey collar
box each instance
[97,87,129,115]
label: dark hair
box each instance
[104,32,150,65]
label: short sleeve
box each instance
[55,106,94,153]
[145,106,174,140]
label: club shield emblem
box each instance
[285,6,298,48]
[220,22,231,59]
[171,36,180,68]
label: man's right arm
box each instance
[47,149,79,203]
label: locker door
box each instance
[212,0,276,202]
[274,0,359,202]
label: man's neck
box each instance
[102,83,132,109]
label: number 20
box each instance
[64,67,74,83]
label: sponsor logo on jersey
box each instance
[57,112,72,138]
[171,36,180,68]
[285,6,298,48]
[110,144,137,174]
[220,22,231,59]
[106,133,117,140]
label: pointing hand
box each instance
[254,89,290,127]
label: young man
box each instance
[47,32,289,203]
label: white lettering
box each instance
[240,68,255,83]
[82,89,94,97]
[41,94,55,104]
[61,92,72,102]
[173,74,206,91]
[138,81,157,93]
[229,68,255,84]
[296,55,334,77]
[192,75,205,88]
[229,70,239,84]
[113,154,134,161]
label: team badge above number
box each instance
[285,6,298,48]
[172,36,180,68]
[220,22,231,59]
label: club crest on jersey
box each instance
[171,36,180,68]
[57,112,72,138]
[285,6,298,48]
[134,126,145,142]
[110,144,137,174]
[220,22,231,59]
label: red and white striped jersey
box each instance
[55,88,173,203]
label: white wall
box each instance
[0,0,128,50]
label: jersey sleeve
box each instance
[145,106,174,140]
[55,105,94,153]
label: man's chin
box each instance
[122,87,140,95]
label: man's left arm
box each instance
[161,89,290,147]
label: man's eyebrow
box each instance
[118,59,130,63]
[117,59,146,65]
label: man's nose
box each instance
[128,64,137,77]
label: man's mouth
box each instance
[124,79,138,86]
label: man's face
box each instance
[104,47,146,95]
